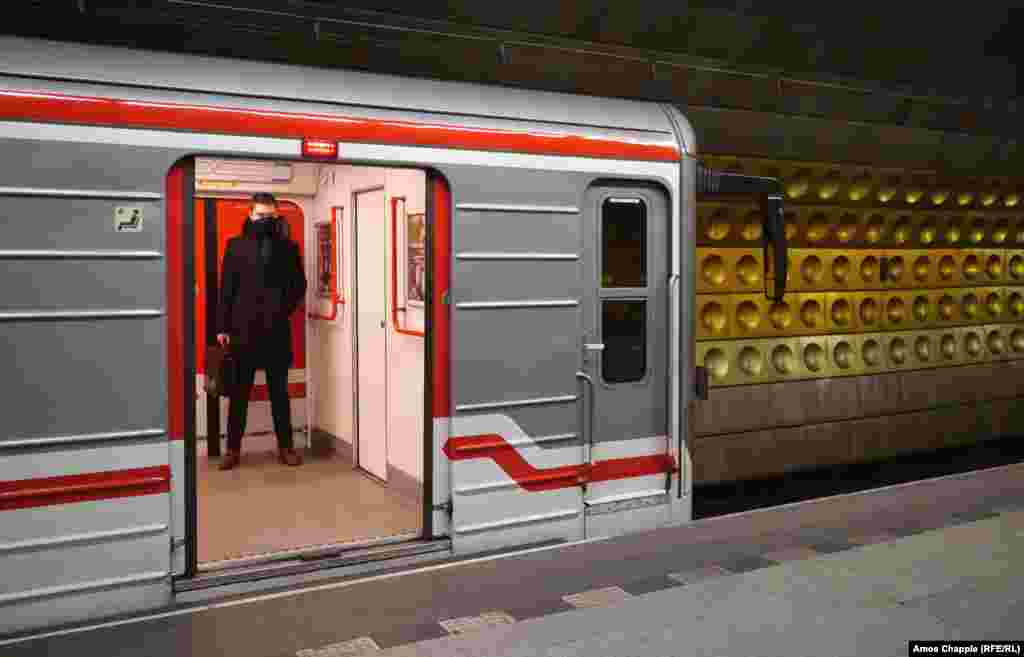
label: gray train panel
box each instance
[0,197,163,251]
[1,260,164,312]
[454,209,583,253]
[452,307,580,408]
[0,320,167,441]
[453,260,579,302]
[0,508,167,596]
[0,442,172,635]
[444,165,588,553]
[0,137,179,635]
[0,140,172,192]
[496,404,581,448]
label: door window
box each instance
[599,198,649,385]
[601,198,647,288]
[602,299,647,383]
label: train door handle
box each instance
[583,343,605,351]
[575,371,596,488]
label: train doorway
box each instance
[187,158,428,573]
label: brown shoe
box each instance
[279,448,303,466]
[219,450,240,471]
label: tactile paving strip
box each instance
[295,636,380,657]
[667,565,733,586]
[438,611,516,635]
[563,586,633,609]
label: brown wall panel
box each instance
[694,363,1024,438]
[855,372,906,417]
[692,399,1024,485]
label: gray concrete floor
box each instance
[5,463,1024,657]
[371,510,1024,657]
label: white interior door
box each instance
[355,187,388,480]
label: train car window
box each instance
[602,198,647,288]
[602,299,647,383]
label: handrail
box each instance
[390,196,426,338]
[575,371,596,493]
[309,208,345,321]
[308,293,343,321]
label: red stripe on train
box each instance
[443,435,675,492]
[194,382,306,400]
[0,90,680,162]
[0,466,171,511]
[249,382,306,402]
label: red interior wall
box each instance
[195,199,306,373]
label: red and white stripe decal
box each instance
[0,89,680,162]
[0,466,171,512]
[443,435,676,492]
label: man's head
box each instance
[250,192,278,221]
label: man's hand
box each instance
[217,333,230,347]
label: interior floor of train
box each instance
[4,460,1023,656]
[197,433,420,566]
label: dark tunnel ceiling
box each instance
[4,1,1021,100]
[307,0,1023,95]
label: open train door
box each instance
[438,171,587,554]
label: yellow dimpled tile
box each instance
[959,325,989,364]
[1008,251,1024,284]
[696,294,733,340]
[697,341,737,387]
[1006,287,1024,322]
[1007,325,1024,359]
[797,336,833,379]
[933,249,963,288]
[981,324,1011,361]
[827,334,864,376]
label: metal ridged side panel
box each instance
[0,138,173,636]
[446,165,589,555]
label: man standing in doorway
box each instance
[216,193,307,470]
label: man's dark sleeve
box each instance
[284,240,307,317]
[217,239,239,336]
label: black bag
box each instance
[205,344,238,398]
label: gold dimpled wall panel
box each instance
[696,154,1024,387]
[1009,325,1024,358]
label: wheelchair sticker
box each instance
[114,206,144,232]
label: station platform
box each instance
[4,462,1024,657]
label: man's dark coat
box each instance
[217,217,307,366]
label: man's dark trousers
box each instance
[226,359,293,451]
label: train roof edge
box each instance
[0,35,687,149]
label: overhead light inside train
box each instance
[302,138,338,159]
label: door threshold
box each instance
[176,537,449,593]
[197,531,421,572]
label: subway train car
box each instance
[0,35,787,636]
